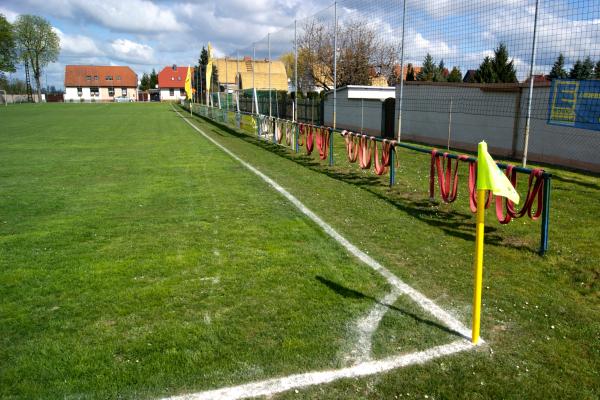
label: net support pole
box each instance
[225,56,228,112]
[396,0,406,141]
[253,44,256,115]
[268,33,272,119]
[389,148,396,186]
[236,51,240,113]
[522,0,540,167]
[333,1,337,130]
[294,19,298,123]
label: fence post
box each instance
[268,33,272,118]
[252,44,256,115]
[522,0,540,167]
[540,175,551,255]
[294,19,298,123]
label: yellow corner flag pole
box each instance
[185,65,193,115]
[472,141,520,344]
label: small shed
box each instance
[323,85,396,136]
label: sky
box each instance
[1,0,598,89]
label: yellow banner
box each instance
[206,43,213,95]
[185,65,192,100]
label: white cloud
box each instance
[52,27,104,56]
[110,38,155,64]
[0,6,19,22]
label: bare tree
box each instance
[298,18,396,91]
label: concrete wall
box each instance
[160,88,185,101]
[64,86,137,102]
[323,88,386,135]
[325,83,600,172]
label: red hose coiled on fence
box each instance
[305,124,314,155]
[466,161,492,213]
[429,150,467,203]
[316,127,330,160]
[495,166,544,224]
[358,135,372,169]
[373,138,396,175]
[275,120,283,143]
[343,131,359,163]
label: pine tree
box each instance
[200,46,208,66]
[492,43,517,83]
[406,63,415,81]
[595,60,600,79]
[549,53,567,80]
[139,73,150,90]
[433,59,446,82]
[581,56,594,79]
[475,56,496,83]
[149,69,158,89]
[447,66,462,82]
[569,60,583,79]
[417,53,436,81]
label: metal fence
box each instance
[200,0,600,172]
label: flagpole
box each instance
[472,188,486,344]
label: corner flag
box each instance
[185,65,193,100]
[477,141,519,204]
[471,141,519,345]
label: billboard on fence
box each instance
[548,79,600,131]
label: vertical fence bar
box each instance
[268,33,272,119]
[522,0,540,167]
[333,1,337,130]
[294,19,298,123]
[252,44,256,115]
[390,147,396,186]
[236,51,240,113]
[447,97,453,150]
[540,175,551,255]
[225,56,228,112]
[397,0,406,141]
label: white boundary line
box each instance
[170,107,480,399]
[165,340,472,400]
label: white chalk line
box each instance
[345,288,403,364]
[171,107,480,398]
[164,340,472,400]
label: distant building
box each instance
[214,57,289,92]
[158,65,187,101]
[64,65,138,102]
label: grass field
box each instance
[1,102,599,399]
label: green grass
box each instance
[1,102,598,399]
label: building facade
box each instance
[158,65,187,101]
[64,65,138,102]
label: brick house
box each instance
[64,65,138,102]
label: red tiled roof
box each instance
[158,65,188,88]
[64,65,137,87]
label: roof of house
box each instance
[463,69,477,83]
[158,65,189,88]
[64,65,137,87]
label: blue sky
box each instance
[1,0,598,89]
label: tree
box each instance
[417,53,436,81]
[200,46,208,66]
[581,56,594,79]
[491,43,517,83]
[13,15,60,101]
[447,66,462,82]
[406,63,415,81]
[475,56,496,83]
[434,59,447,82]
[595,60,600,79]
[149,68,158,89]
[298,18,396,90]
[549,53,567,80]
[139,73,150,90]
[0,14,16,74]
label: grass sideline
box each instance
[0,102,598,399]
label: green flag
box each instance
[477,141,520,204]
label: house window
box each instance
[171,77,174,81]
[105,75,113,81]
[90,87,99,97]
[94,75,98,80]
[77,87,82,96]
[177,76,181,81]
[169,88,174,96]
[180,89,185,96]
[108,87,115,96]
[121,88,127,96]
[85,75,91,81]
[116,76,121,80]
